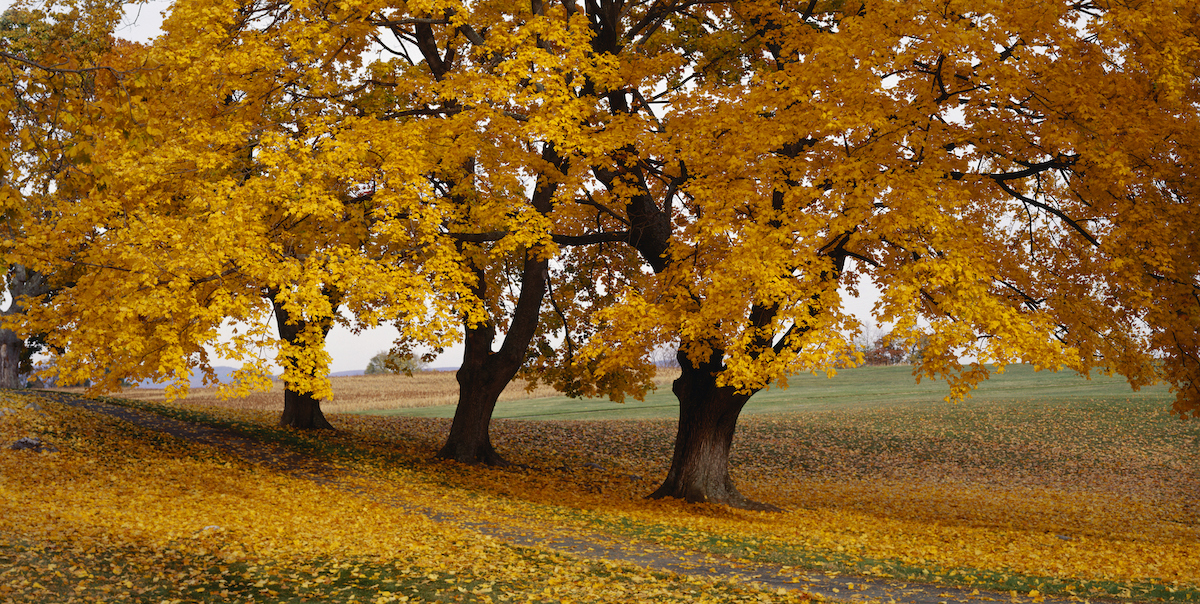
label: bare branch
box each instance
[992,178,1099,247]
[552,231,630,245]
[0,50,123,77]
[443,230,631,245]
[370,17,450,26]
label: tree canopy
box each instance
[1,0,1196,506]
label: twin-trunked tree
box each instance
[3,0,1196,507]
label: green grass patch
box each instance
[539,506,1200,602]
[362,364,1173,420]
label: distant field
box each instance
[362,364,1175,420]
[114,372,548,413]
[108,363,1173,421]
[114,368,682,414]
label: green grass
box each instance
[548,508,1200,602]
[361,364,1174,420]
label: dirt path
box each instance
[27,390,1104,604]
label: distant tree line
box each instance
[854,323,926,367]
[364,351,428,376]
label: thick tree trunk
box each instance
[437,352,513,464]
[0,266,49,390]
[279,386,334,430]
[649,349,779,511]
[437,254,549,465]
[0,329,22,389]
[271,291,336,430]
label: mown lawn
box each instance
[2,365,1197,603]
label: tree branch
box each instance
[992,178,1099,247]
[0,50,122,77]
[445,231,509,242]
[552,231,630,245]
[987,155,1077,181]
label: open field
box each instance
[2,367,1197,603]
[366,364,1172,419]
[110,364,1155,421]
[112,369,683,414]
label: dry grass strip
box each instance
[86,369,682,414]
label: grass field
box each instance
[364,364,1172,419]
[116,369,681,415]
[2,365,1197,603]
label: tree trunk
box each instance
[0,266,49,390]
[0,328,22,389]
[648,348,779,511]
[437,143,560,464]
[271,291,336,430]
[437,351,513,464]
[279,386,334,430]
[437,253,549,465]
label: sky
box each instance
[5,0,883,374]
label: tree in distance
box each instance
[364,350,428,376]
[855,322,910,367]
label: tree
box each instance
[856,322,908,366]
[1,0,470,428]
[0,3,121,390]
[364,350,427,375]
[562,0,1200,508]
[322,0,623,463]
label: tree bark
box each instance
[278,385,334,430]
[0,328,22,389]
[437,252,549,465]
[0,266,49,389]
[648,348,779,511]
[271,292,336,430]
[437,341,515,465]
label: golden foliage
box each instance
[555,0,1200,416]
[3,0,1197,418]
[1,0,616,403]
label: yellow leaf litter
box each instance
[2,390,1197,603]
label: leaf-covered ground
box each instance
[1,384,1197,603]
[0,392,814,604]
